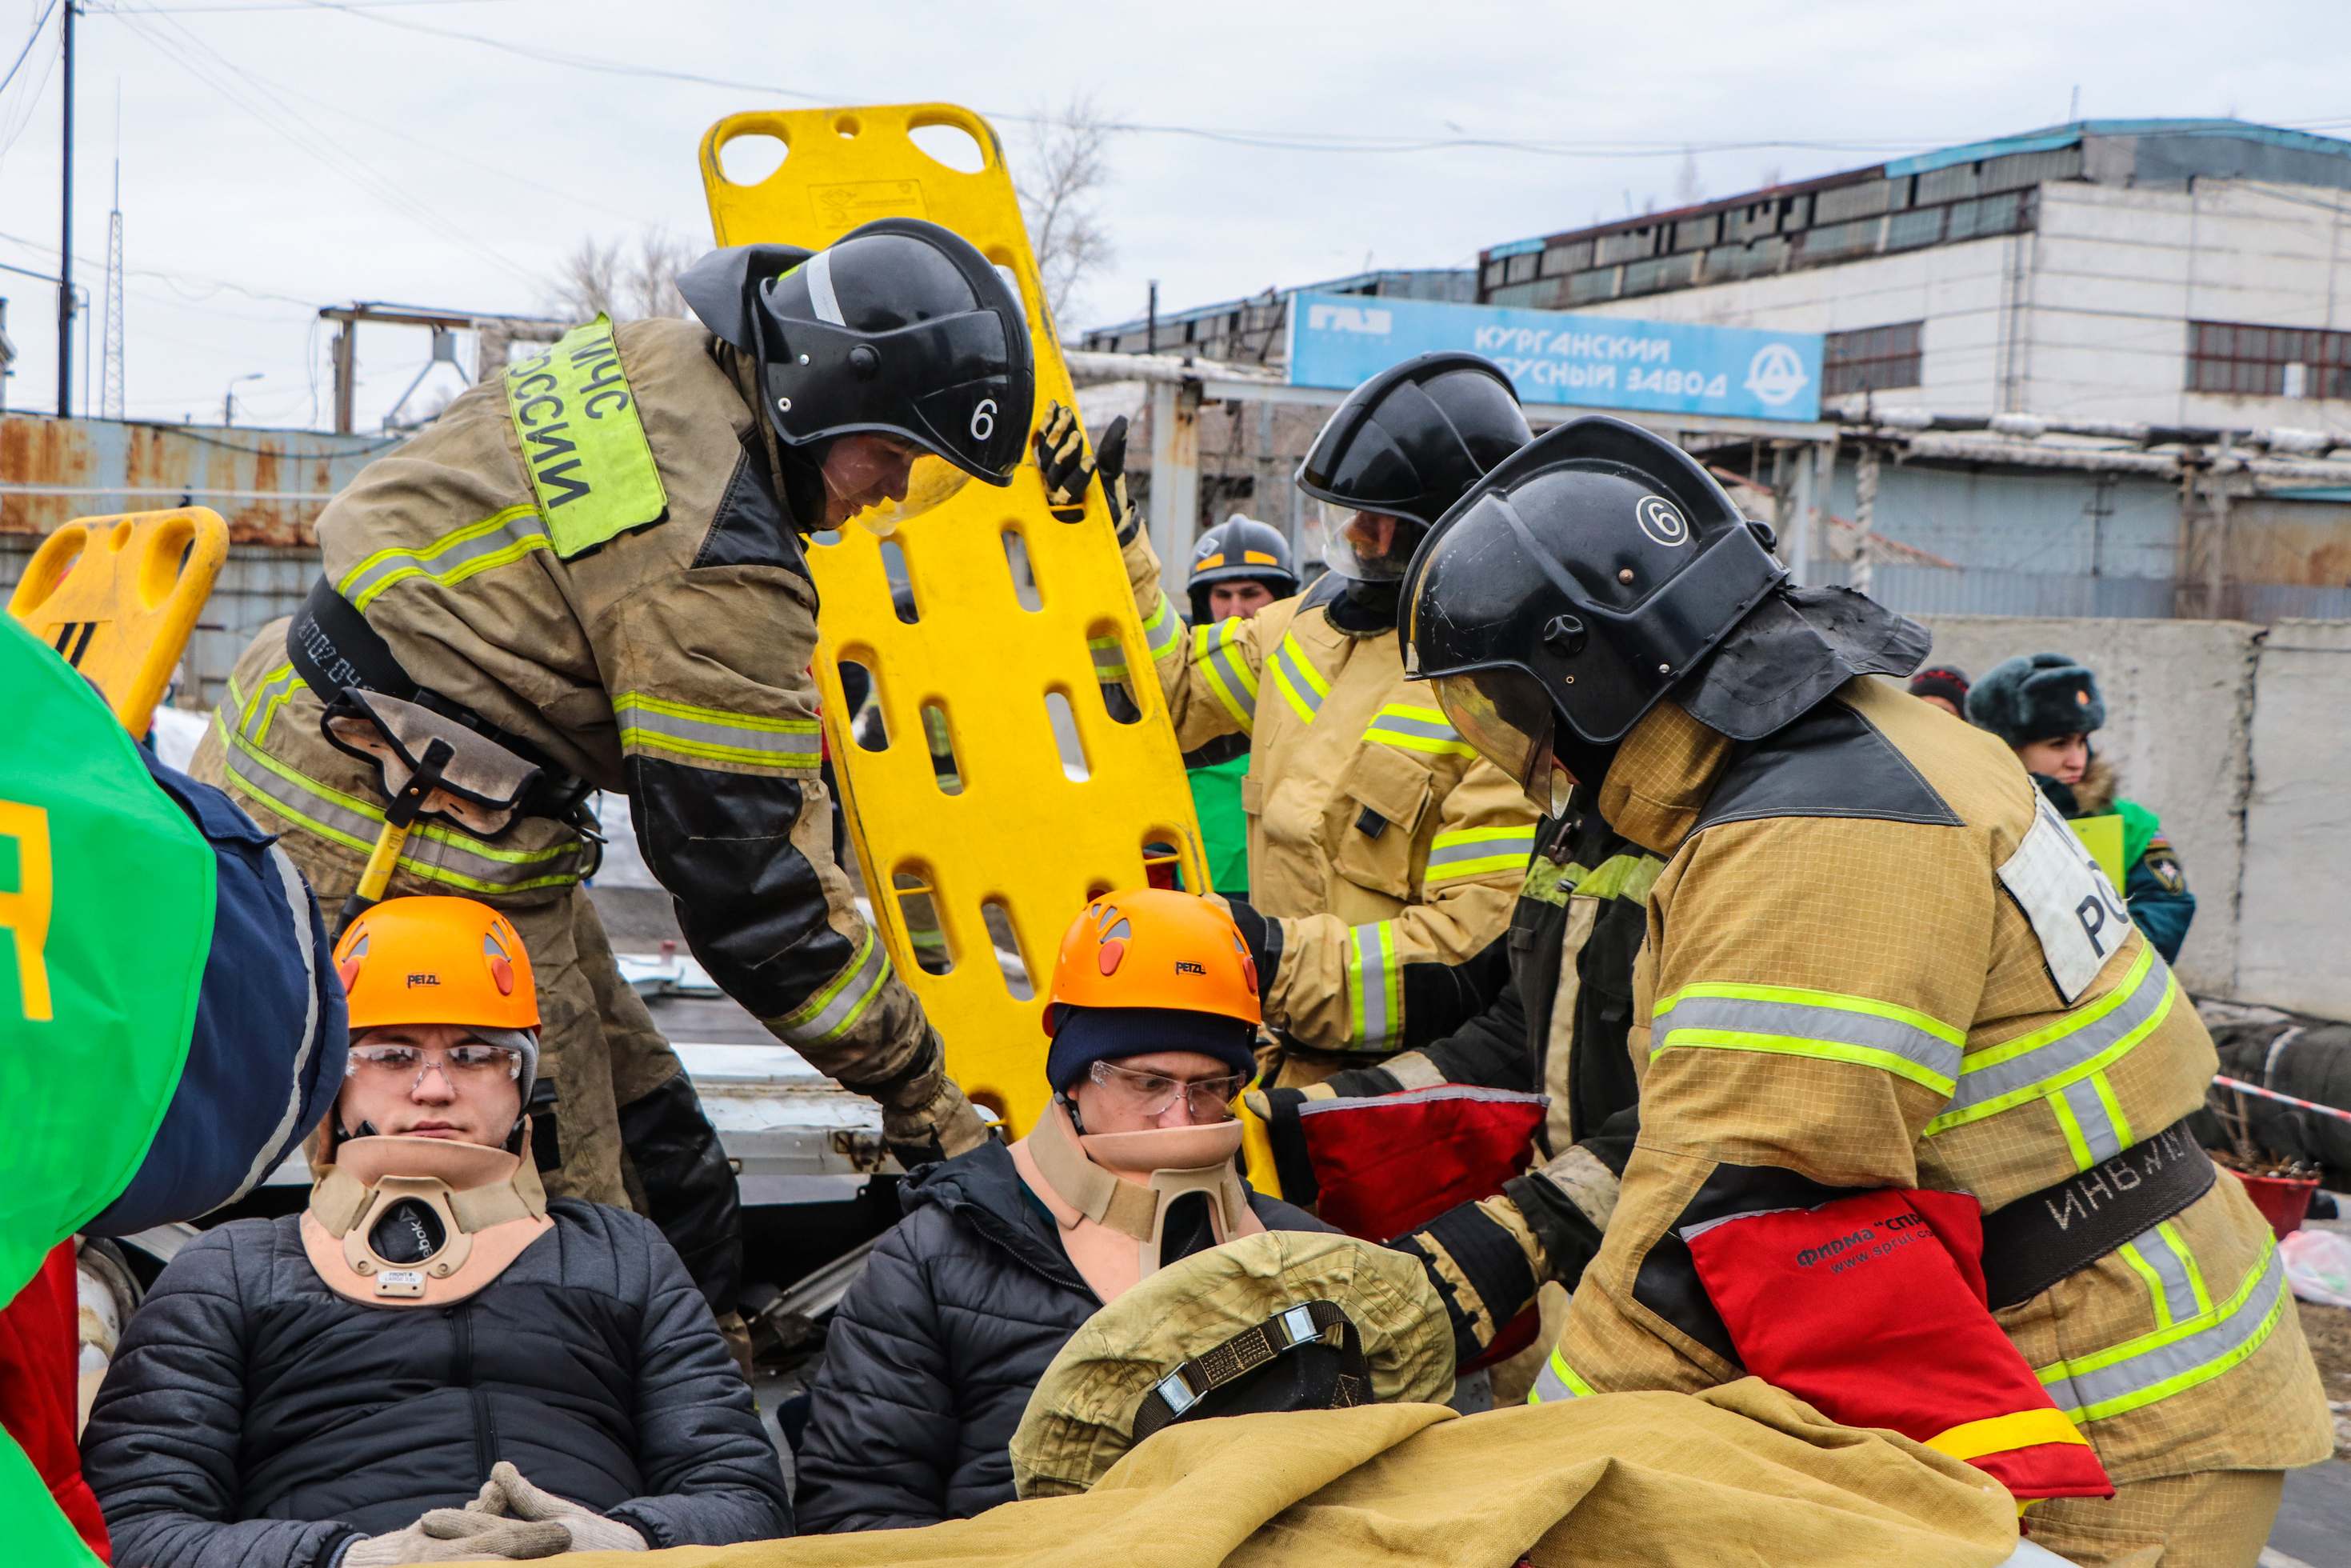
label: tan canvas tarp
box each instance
[592,1379,2018,1568]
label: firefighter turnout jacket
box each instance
[1113,531,1537,1058]
[1529,675,2331,1493]
[195,318,967,1175]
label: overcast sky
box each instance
[0,0,2342,431]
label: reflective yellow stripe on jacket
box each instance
[1268,630,1329,724]
[612,692,822,772]
[1652,982,1967,1098]
[1529,1347,1597,1404]
[770,926,895,1050]
[1343,919,1401,1052]
[1362,703,1477,758]
[1425,824,1539,886]
[1189,618,1258,732]
[215,668,587,896]
[2038,1240,2291,1424]
[336,503,550,613]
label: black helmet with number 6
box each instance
[679,218,1035,529]
[1401,415,1926,811]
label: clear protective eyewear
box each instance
[1430,666,1574,817]
[823,433,974,537]
[347,1042,524,1088]
[1087,1058,1245,1123]
[1316,502,1425,582]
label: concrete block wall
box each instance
[1913,614,2350,1018]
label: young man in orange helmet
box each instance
[82,896,790,1566]
[794,889,1332,1534]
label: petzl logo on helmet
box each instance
[1635,495,1690,547]
[1744,343,1809,409]
[406,973,442,988]
[1174,959,1206,976]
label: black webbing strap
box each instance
[1130,1299,1361,1443]
[286,576,593,823]
[1980,1118,2215,1311]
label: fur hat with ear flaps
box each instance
[1965,652,2105,748]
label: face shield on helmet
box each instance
[1316,502,1427,583]
[1429,666,1573,815]
[820,432,975,536]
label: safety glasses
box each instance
[347,1042,523,1087]
[1088,1059,1245,1122]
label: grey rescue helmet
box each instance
[1400,414,1926,810]
[1185,514,1300,622]
[679,218,1036,522]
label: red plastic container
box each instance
[2230,1169,2322,1241]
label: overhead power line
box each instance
[0,0,59,99]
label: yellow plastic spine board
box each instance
[8,507,228,740]
[702,103,1209,1138]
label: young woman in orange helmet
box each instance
[794,889,1333,1534]
[82,896,790,1562]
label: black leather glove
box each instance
[1034,401,1139,542]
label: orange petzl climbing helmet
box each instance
[1042,888,1261,1038]
[332,895,540,1033]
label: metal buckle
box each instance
[1153,1368,1199,1418]
[1280,1304,1319,1348]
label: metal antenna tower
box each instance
[100,87,123,420]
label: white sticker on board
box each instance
[1997,794,2133,1004]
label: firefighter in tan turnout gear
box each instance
[1395,414,2331,1564]
[194,218,1031,1315]
[1037,354,1538,1079]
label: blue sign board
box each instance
[1285,290,1824,423]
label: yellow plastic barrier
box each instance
[9,507,227,739]
[702,104,1207,1138]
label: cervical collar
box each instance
[1010,1102,1264,1304]
[301,1134,553,1309]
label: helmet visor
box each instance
[1431,666,1570,814]
[1317,502,1425,582]
[823,435,976,536]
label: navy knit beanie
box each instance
[1046,1006,1261,1093]
[1965,653,2105,747]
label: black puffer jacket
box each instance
[81,1198,790,1567]
[794,1140,1328,1533]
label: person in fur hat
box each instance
[1967,653,2194,962]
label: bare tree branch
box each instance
[1012,95,1116,333]
[547,228,696,324]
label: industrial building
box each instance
[1074,119,2351,622]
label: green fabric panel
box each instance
[1186,751,1251,896]
[504,315,669,558]
[2111,795,2162,870]
[0,1434,98,1566]
[0,616,214,1300]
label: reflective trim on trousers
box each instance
[1345,919,1401,1052]
[1363,703,1477,758]
[1424,824,1539,885]
[1191,618,1257,731]
[336,503,550,612]
[2037,1240,2289,1425]
[1926,947,2176,1137]
[1651,982,1967,1098]
[772,926,894,1049]
[1268,630,1329,725]
[611,691,822,771]
[1528,1346,1596,1404]
[212,714,586,895]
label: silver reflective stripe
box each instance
[1366,710,1457,742]
[776,929,894,1048]
[1193,620,1257,727]
[1938,954,2172,1118]
[239,665,304,743]
[611,695,821,769]
[225,842,328,1205]
[1655,993,1963,1093]
[1424,828,1537,874]
[1346,922,1398,1050]
[2040,1245,2287,1422]
[1090,637,1128,680]
[217,718,586,894]
[2060,1077,2128,1165]
[1269,633,1327,722]
[338,506,550,613]
[2130,1226,2203,1327]
[803,246,846,326]
[1528,1347,1592,1404]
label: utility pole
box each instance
[57,0,75,418]
[101,87,123,420]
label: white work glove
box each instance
[470,1461,648,1554]
[341,1509,563,1565]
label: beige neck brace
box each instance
[302,1134,553,1309]
[1010,1102,1262,1303]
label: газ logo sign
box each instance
[1744,343,1809,408]
[1306,302,1393,335]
